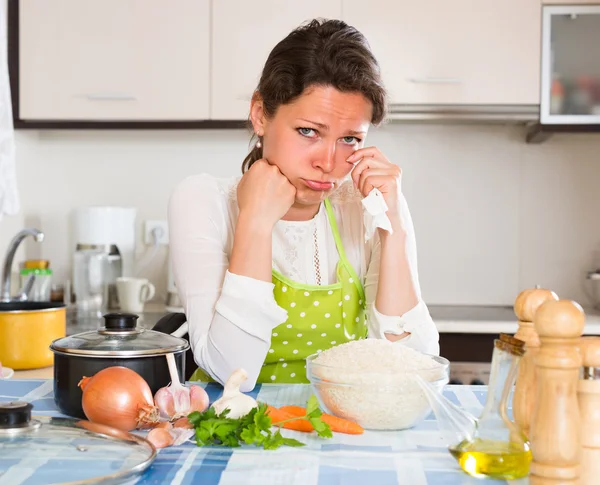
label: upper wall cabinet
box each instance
[16,0,210,122]
[544,0,600,3]
[540,6,600,124]
[211,0,342,120]
[343,0,541,106]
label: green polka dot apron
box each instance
[190,198,366,384]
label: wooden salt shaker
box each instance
[578,336,600,485]
[513,287,559,438]
[529,299,585,485]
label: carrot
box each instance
[265,405,314,433]
[280,405,364,435]
[279,405,308,417]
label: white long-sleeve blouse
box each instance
[168,174,440,391]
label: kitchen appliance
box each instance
[0,401,156,484]
[0,301,66,370]
[50,312,189,419]
[72,206,137,317]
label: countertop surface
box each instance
[10,303,600,380]
[64,303,600,336]
[0,379,524,485]
[429,304,600,335]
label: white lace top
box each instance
[168,174,440,391]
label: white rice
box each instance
[309,339,448,430]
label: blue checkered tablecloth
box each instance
[0,380,529,485]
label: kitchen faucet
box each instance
[1,228,44,303]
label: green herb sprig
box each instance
[187,395,332,450]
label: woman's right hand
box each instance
[237,159,296,228]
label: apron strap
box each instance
[324,199,366,304]
[324,198,348,263]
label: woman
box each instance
[168,18,439,391]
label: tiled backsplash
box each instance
[2,124,600,307]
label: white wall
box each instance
[1,123,600,307]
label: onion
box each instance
[78,366,159,431]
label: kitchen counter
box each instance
[0,378,523,484]
[429,304,600,335]
[11,303,600,380]
[63,303,600,337]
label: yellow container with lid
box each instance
[0,302,66,369]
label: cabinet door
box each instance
[19,0,210,120]
[343,0,540,106]
[540,6,600,124]
[211,0,342,120]
[544,0,600,4]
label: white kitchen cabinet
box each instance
[211,0,342,120]
[544,0,600,4]
[18,0,210,121]
[343,0,541,106]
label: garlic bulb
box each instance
[211,368,258,419]
[154,354,210,420]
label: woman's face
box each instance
[251,85,373,216]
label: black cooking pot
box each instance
[50,312,190,419]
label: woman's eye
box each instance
[343,136,360,144]
[298,127,316,137]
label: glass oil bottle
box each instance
[448,334,532,480]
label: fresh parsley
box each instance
[187,395,332,450]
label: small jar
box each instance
[20,268,53,301]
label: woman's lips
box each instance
[304,180,335,191]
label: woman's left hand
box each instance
[346,147,402,219]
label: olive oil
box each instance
[449,438,532,480]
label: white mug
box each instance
[116,277,156,313]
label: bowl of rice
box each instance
[306,339,449,431]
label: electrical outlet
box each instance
[144,220,169,245]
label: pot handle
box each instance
[170,322,189,338]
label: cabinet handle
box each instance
[407,77,463,84]
[83,94,137,101]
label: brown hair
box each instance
[242,18,387,173]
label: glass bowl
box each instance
[306,352,449,431]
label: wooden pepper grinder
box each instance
[529,299,585,485]
[578,336,600,485]
[513,287,559,438]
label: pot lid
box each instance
[50,313,189,357]
[0,401,156,484]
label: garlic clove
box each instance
[171,386,191,418]
[154,387,176,420]
[147,428,175,449]
[173,417,194,429]
[189,385,210,413]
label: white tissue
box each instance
[361,188,393,241]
